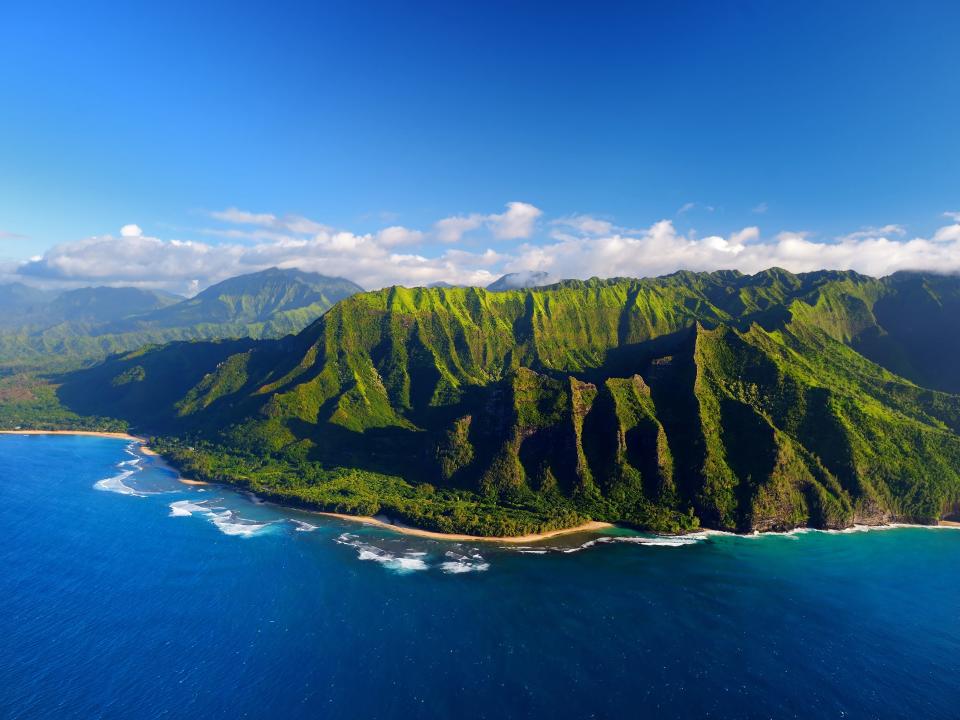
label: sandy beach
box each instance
[314,512,613,543]
[0,429,144,441]
[0,430,216,487]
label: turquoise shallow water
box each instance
[2,435,959,719]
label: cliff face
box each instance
[56,269,960,535]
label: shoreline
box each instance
[0,429,144,441]
[312,512,614,544]
[4,429,959,541]
[0,430,213,487]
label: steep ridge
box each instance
[43,269,960,536]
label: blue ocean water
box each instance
[1,435,959,719]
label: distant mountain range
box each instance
[0,268,363,371]
[0,283,180,329]
[13,267,960,538]
[486,270,552,291]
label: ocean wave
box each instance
[560,537,608,553]
[440,550,490,574]
[334,533,430,573]
[532,532,713,554]
[290,519,318,532]
[210,510,277,538]
[94,470,147,497]
[702,523,960,541]
[615,532,709,547]
[92,444,157,496]
[168,500,277,537]
[169,500,210,517]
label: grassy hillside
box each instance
[11,268,960,536]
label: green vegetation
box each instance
[6,267,960,536]
[0,373,127,432]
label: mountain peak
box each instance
[487,270,553,292]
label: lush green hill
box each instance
[0,268,362,372]
[108,267,362,333]
[10,268,960,537]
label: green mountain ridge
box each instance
[8,268,960,537]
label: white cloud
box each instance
[729,226,760,246]
[19,221,499,293]
[752,202,768,214]
[933,224,960,243]
[210,207,331,235]
[943,211,960,222]
[433,214,484,243]
[434,202,542,242]
[210,208,277,226]
[376,226,425,247]
[551,214,615,236]
[837,224,906,242]
[487,201,542,240]
[677,202,714,215]
[16,206,960,296]
[501,220,960,281]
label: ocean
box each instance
[1,434,958,719]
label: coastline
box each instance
[4,429,958,541]
[0,429,144,441]
[313,512,614,543]
[0,429,213,486]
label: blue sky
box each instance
[2,1,959,292]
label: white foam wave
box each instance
[334,533,430,573]
[615,535,702,547]
[168,500,276,537]
[94,470,146,497]
[210,510,276,537]
[560,537,608,553]
[538,531,713,554]
[92,444,158,496]
[169,500,209,517]
[440,550,490,574]
[290,519,318,532]
[702,522,960,540]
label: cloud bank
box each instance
[13,202,960,294]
